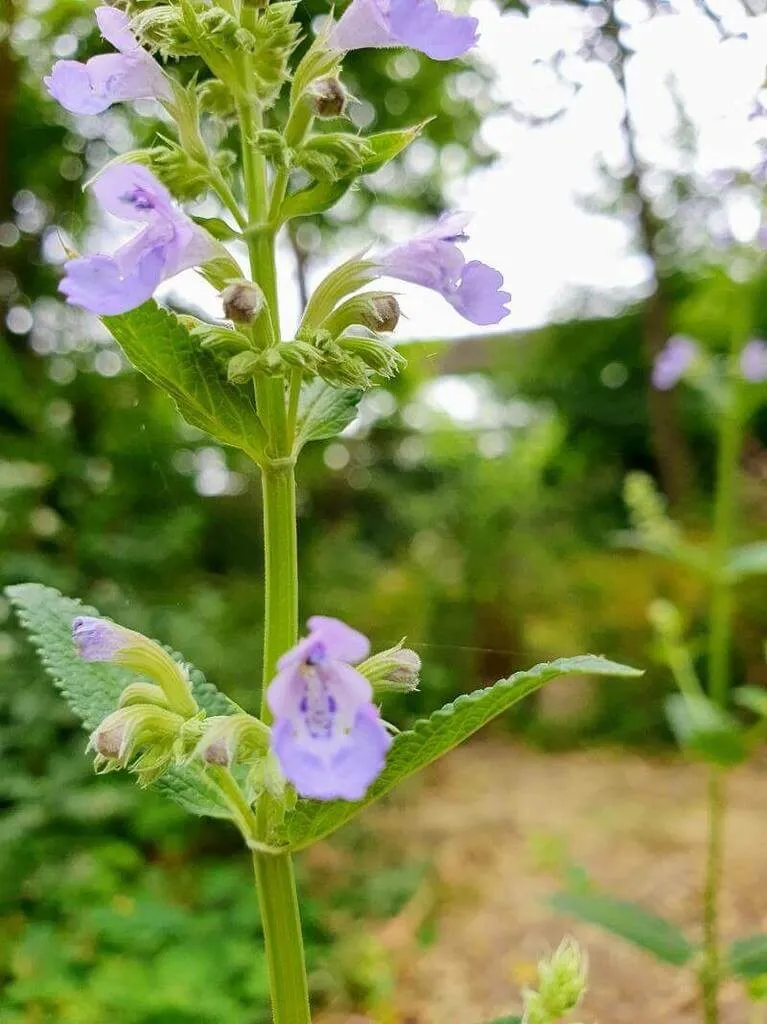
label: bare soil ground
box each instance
[312,739,767,1024]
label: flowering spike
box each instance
[267,617,392,801]
[45,6,170,115]
[376,212,510,326]
[652,335,698,390]
[740,338,767,382]
[330,0,478,61]
[60,164,216,315]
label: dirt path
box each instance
[313,740,767,1023]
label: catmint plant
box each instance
[552,296,767,1023]
[7,2,639,1019]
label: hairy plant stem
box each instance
[701,373,745,1024]
[238,88,311,1024]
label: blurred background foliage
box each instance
[2,0,767,1018]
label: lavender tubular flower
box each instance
[330,0,478,60]
[740,339,767,382]
[267,617,392,801]
[61,164,216,315]
[45,7,169,116]
[377,211,511,326]
[652,335,698,390]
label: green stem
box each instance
[237,86,310,1024]
[252,852,310,1024]
[260,462,299,722]
[701,378,745,1024]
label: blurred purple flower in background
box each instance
[267,617,392,801]
[331,0,478,61]
[377,211,511,326]
[45,6,169,115]
[652,335,698,390]
[61,164,215,315]
[740,339,767,382]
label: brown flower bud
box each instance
[310,77,349,118]
[221,281,265,324]
[370,295,400,333]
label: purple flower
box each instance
[376,211,510,326]
[330,0,478,60]
[73,615,130,661]
[61,164,216,315]
[45,6,169,116]
[267,616,393,801]
[652,335,698,390]
[740,339,767,382]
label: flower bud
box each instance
[357,641,421,693]
[88,703,184,781]
[194,713,270,768]
[72,616,197,718]
[323,293,401,337]
[523,938,587,1024]
[309,76,349,118]
[221,280,265,324]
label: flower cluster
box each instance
[47,2,509,332]
[51,0,510,803]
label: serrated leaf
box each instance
[102,301,266,463]
[549,891,695,966]
[282,656,642,851]
[294,380,362,450]
[727,542,767,580]
[730,934,767,978]
[6,583,237,819]
[666,693,748,767]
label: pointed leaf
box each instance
[102,300,265,462]
[282,656,642,851]
[6,583,237,819]
[730,935,767,978]
[362,121,430,174]
[549,891,695,966]
[294,380,362,450]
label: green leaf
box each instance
[280,123,429,220]
[549,891,695,966]
[362,121,430,174]
[734,686,767,718]
[282,656,642,851]
[102,301,266,462]
[6,583,236,819]
[294,380,362,450]
[730,935,767,978]
[666,693,748,767]
[191,215,242,242]
[280,177,352,220]
[727,542,767,580]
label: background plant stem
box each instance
[238,87,311,1024]
[701,359,745,1024]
